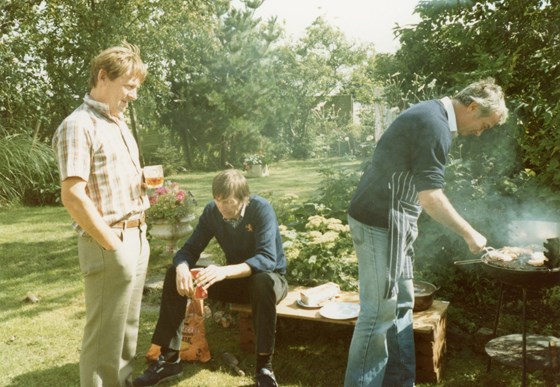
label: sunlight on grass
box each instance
[0,205,83,386]
[171,157,361,210]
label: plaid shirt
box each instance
[52,94,149,234]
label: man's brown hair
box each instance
[212,169,250,202]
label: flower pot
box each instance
[149,214,195,253]
[246,164,269,178]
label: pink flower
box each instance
[146,181,194,224]
[155,186,169,196]
[176,190,186,202]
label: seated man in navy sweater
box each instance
[134,169,288,387]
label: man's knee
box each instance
[250,272,274,291]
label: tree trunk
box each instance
[128,102,144,166]
[183,126,193,169]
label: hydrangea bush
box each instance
[280,215,358,291]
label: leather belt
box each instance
[111,214,146,229]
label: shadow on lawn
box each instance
[6,362,79,387]
[273,319,353,386]
[0,237,82,323]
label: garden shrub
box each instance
[267,193,332,232]
[268,158,364,290]
[0,134,60,206]
[281,215,357,291]
[23,178,61,206]
[315,160,363,221]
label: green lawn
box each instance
[0,158,547,386]
[169,158,360,207]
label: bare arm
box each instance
[418,188,486,253]
[61,177,122,251]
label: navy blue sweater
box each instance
[348,100,452,228]
[173,195,286,275]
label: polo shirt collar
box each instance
[440,96,458,135]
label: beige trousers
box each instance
[77,225,149,387]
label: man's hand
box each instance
[194,264,228,290]
[176,263,194,297]
[463,230,487,254]
[61,177,123,250]
[193,263,252,290]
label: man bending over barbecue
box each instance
[345,78,509,386]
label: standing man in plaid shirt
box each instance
[52,43,150,387]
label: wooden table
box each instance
[231,286,449,383]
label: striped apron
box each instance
[385,171,422,298]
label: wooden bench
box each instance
[231,286,448,383]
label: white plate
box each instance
[296,298,326,309]
[319,302,360,320]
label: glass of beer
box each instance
[190,268,208,299]
[144,165,164,189]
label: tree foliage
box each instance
[383,0,560,194]
[4,0,558,211]
[0,0,369,177]
[164,9,370,167]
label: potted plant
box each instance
[243,153,269,177]
[146,181,196,252]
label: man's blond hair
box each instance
[89,42,147,88]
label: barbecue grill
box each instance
[456,220,560,386]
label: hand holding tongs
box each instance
[453,246,495,265]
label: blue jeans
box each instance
[344,215,415,387]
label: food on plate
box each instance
[300,282,340,306]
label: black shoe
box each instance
[256,368,278,387]
[133,355,183,386]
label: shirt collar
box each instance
[239,201,247,218]
[223,202,247,228]
[440,97,458,135]
[83,94,123,121]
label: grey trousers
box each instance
[77,225,149,387]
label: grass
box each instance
[0,158,552,386]
[170,158,361,208]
